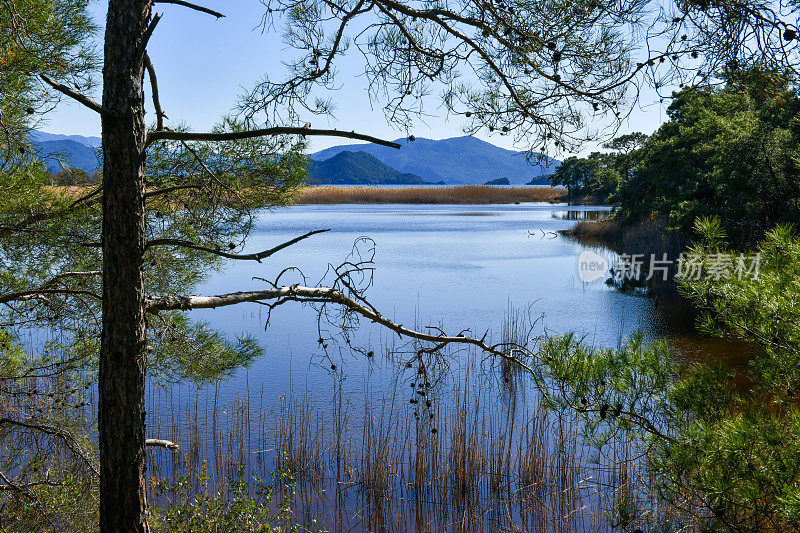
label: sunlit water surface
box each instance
[145,203,745,528]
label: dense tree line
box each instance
[542,217,800,530]
[558,69,800,246]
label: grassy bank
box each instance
[562,217,687,254]
[292,185,564,204]
[563,217,690,297]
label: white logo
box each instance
[577,251,608,283]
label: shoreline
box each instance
[49,184,566,205]
[291,185,565,204]
[562,217,690,298]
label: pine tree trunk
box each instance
[99,1,151,531]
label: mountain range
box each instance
[33,139,101,174]
[310,136,558,185]
[30,131,102,147]
[29,131,558,185]
[310,151,430,185]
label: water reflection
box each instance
[189,202,740,400]
[146,202,748,530]
[551,208,611,220]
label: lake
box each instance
[146,202,741,530]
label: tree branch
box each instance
[41,271,101,288]
[152,0,225,19]
[146,229,330,262]
[0,418,98,476]
[137,13,162,61]
[147,127,401,148]
[0,289,102,305]
[0,188,103,238]
[145,438,179,451]
[67,185,103,209]
[144,285,533,372]
[144,183,203,199]
[39,75,114,117]
[144,53,167,131]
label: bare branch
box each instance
[39,75,114,117]
[147,127,401,148]
[144,53,167,131]
[145,285,533,372]
[145,438,179,451]
[146,229,330,262]
[152,0,225,19]
[137,13,162,60]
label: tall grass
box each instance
[2,310,701,531]
[293,186,564,204]
[140,314,700,532]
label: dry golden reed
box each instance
[293,185,564,205]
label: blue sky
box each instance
[43,0,670,156]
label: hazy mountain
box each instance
[34,140,100,173]
[30,130,102,147]
[310,151,430,185]
[310,136,558,185]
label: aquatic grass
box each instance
[3,311,702,532]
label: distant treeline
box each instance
[50,167,102,186]
[553,68,800,246]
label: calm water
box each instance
[189,204,637,397]
[150,202,753,417]
[146,202,750,528]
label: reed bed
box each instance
[49,184,566,206]
[562,217,687,259]
[2,312,702,532]
[142,348,698,532]
[292,185,564,205]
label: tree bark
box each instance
[99,1,151,531]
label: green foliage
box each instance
[680,219,800,399]
[0,470,99,533]
[0,15,308,528]
[540,219,800,530]
[550,134,646,200]
[152,461,306,533]
[0,0,97,167]
[613,72,800,245]
[148,313,262,383]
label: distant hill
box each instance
[310,136,558,185]
[31,130,102,147]
[528,173,555,185]
[27,131,562,184]
[33,139,100,173]
[310,151,429,185]
[485,177,510,185]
